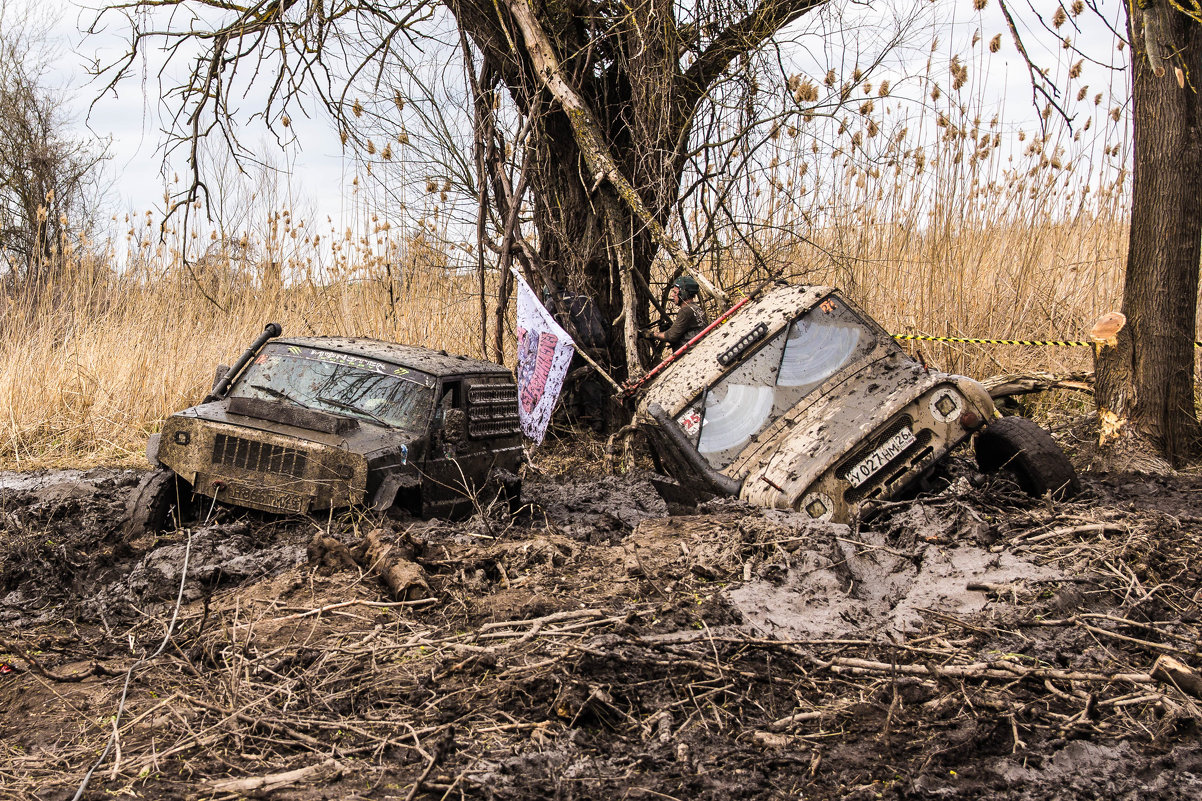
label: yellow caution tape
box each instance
[893,334,1202,348]
[892,334,1089,347]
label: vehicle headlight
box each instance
[801,492,834,522]
[929,388,963,423]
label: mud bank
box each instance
[2,459,1200,799]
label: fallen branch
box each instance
[826,656,1156,688]
[209,758,344,794]
[249,597,438,628]
[0,639,121,682]
[1016,523,1127,545]
[982,371,1093,399]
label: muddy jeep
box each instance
[635,284,1078,523]
[126,325,522,533]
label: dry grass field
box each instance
[0,212,1127,471]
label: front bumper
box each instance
[742,378,995,522]
[157,418,368,513]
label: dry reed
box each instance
[0,68,1136,470]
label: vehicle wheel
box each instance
[123,468,192,541]
[975,417,1080,499]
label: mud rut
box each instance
[2,448,1201,800]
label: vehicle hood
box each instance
[172,400,422,454]
[636,284,833,419]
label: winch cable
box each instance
[71,494,218,800]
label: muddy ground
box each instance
[2,438,1201,800]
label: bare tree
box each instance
[87,0,1202,460]
[0,2,106,288]
[93,0,858,375]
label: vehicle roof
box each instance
[275,337,512,378]
[636,283,834,416]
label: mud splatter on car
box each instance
[125,325,524,536]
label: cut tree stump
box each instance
[1151,655,1202,699]
[1090,312,1128,444]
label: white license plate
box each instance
[846,427,917,488]
[224,482,311,513]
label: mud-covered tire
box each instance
[975,417,1080,499]
[123,468,192,539]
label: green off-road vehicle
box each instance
[125,325,523,534]
[635,283,1079,523]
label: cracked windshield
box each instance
[681,299,879,469]
[230,345,435,430]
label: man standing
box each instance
[649,275,709,350]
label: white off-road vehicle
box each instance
[634,284,1078,523]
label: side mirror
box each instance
[212,365,231,393]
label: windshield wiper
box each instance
[251,383,305,407]
[316,395,390,427]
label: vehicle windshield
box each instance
[229,344,435,430]
[676,296,879,469]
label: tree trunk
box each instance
[1096,6,1202,465]
[447,0,709,378]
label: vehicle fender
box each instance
[647,403,743,496]
[371,470,421,511]
[948,375,999,419]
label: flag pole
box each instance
[572,343,623,394]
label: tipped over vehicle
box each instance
[634,284,1079,523]
[125,325,522,535]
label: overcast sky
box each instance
[20,0,1129,246]
[28,1,351,227]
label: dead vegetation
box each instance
[1,450,1200,800]
[0,64,1136,472]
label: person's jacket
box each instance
[663,302,708,348]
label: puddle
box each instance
[729,528,1062,639]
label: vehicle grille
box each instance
[467,384,521,438]
[839,415,932,504]
[212,433,308,478]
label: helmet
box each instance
[673,275,700,300]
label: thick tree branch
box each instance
[682,0,824,111]
[503,0,726,303]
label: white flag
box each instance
[514,272,576,444]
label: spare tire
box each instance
[975,416,1080,500]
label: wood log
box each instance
[982,371,1093,400]
[363,529,430,601]
[208,758,344,794]
[1151,655,1202,699]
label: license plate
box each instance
[223,482,311,513]
[846,427,917,488]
